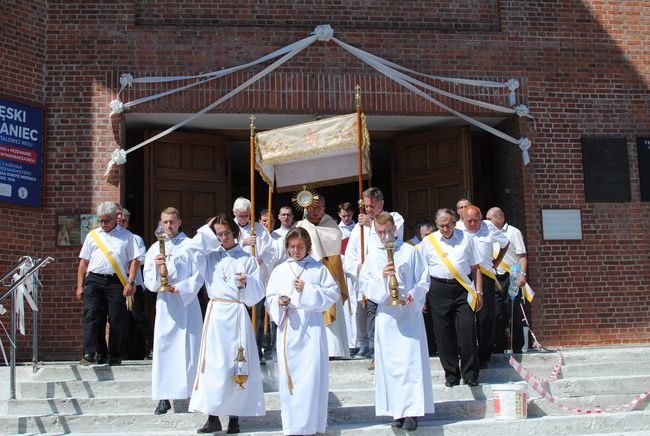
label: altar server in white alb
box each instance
[185,214,266,434]
[358,212,434,432]
[143,207,203,416]
[266,227,339,436]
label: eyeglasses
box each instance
[216,231,234,238]
[99,218,115,224]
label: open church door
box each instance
[393,126,472,237]
[144,131,230,240]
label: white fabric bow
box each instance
[109,99,125,117]
[104,148,127,176]
[312,24,334,41]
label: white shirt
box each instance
[133,233,147,286]
[338,221,355,240]
[79,225,139,276]
[495,223,527,274]
[419,229,479,279]
[462,220,509,269]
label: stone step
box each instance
[13,370,650,400]
[11,358,648,384]
[2,408,649,435]
[5,390,648,418]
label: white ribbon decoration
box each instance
[0,304,10,365]
[519,137,531,165]
[104,148,127,176]
[333,37,531,156]
[123,34,317,157]
[109,99,125,117]
[12,264,39,336]
[114,35,317,101]
[108,24,533,168]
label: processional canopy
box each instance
[255,113,371,192]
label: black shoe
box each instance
[144,349,153,360]
[391,418,405,428]
[79,353,96,365]
[465,379,479,387]
[226,416,240,434]
[154,399,171,415]
[108,357,122,366]
[402,416,418,431]
[197,415,221,433]
[444,380,460,388]
[96,354,109,365]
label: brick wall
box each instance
[1,0,648,359]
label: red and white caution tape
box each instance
[509,357,650,413]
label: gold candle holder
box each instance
[382,228,405,306]
[154,222,173,292]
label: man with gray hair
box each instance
[343,187,404,369]
[76,201,140,365]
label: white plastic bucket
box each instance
[492,384,528,420]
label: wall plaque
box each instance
[581,137,631,202]
[542,209,582,240]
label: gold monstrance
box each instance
[292,185,319,218]
[381,227,405,306]
[154,222,173,292]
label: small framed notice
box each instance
[542,209,582,240]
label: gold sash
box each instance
[89,229,133,311]
[479,265,503,291]
[426,234,478,311]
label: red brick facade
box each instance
[1,1,648,359]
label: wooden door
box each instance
[144,131,230,242]
[393,126,472,239]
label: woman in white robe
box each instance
[186,214,266,434]
[358,212,434,432]
[143,208,203,415]
[266,227,339,436]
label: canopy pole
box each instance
[264,184,273,337]
[355,85,366,264]
[249,114,257,334]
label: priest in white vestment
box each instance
[295,195,350,358]
[143,207,203,416]
[185,214,266,434]
[266,227,339,435]
[358,212,434,432]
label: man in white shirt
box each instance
[462,205,509,368]
[120,208,154,359]
[233,197,276,361]
[76,201,139,366]
[420,208,483,387]
[343,187,404,369]
[486,207,529,353]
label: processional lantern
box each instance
[381,227,405,306]
[154,221,173,292]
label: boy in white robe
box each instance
[185,214,266,434]
[358,212,434,432]
[266,227,339,435]
[143,207,203,415]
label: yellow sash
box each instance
[89,229,133,311]
[427,234,478,311]
[493,250,535,302]
[479,265,503,291]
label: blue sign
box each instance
[0,98,44,208]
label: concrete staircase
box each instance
[2,345,650,435]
